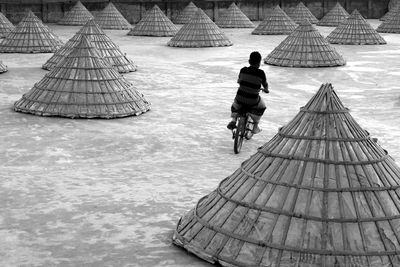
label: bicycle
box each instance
[232,111,255,154]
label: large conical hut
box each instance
[58,1,93,26]
[215,2,255,28]
[172,82,400,267]
[327,9,386,45]
[288,2,318,24]
[0,12,14,38]
[252,5,297,35]
[42,19,136,73]
[377,5,400,33]
[0,60,7,73]
[167,8,232,48]
[94,2,131,30]
[127,5,178,37]
[173,1,198,24]
[15,37,150,119]
[0,11,62,53]
[264,20,345,67]
[317,2,349,26]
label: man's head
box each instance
[249,51,262,67]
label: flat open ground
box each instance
[0,20,400,266]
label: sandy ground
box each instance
[0,20,400,267]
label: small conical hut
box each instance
[127,5,178,37]
[173,1,198,24]
[94,2,131,30]
[216,2,255,28]
[317,2,349,27]
[252,5,297,35]
[15,37,150,119]
[172,83,400,267]
[0,12,14,38]
[167,8,232,48]
[288,2,318,24]
[58,1,93,26]
[0,60,7,73]
[264,20,345,67]
[377,5,400,33]
[42,19,136,73]
[0,11,62,53]
[327,9,386,45]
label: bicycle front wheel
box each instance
[234,116,246,154]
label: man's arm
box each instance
[261,71,269,93]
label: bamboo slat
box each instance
[215,3,254,28]
[0,60,7,73]
[94,2,131,30]
[42,19,136,73]
[377,5,400,33]
[327,9,386,45]
[317,2,349,27]
[264,20,345,68]
[0,12,14,38]
[172,83,400,266]
[0,11,62,53]
[167,8,232,48]
[127,5,178,37]
[173,1,198,24]
[58,1,93,26]
[252,5,297,35]
[14,36,150,119]
[288,2,318,24]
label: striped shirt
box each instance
[235,66,267,105]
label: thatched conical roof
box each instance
[317,2,349,26]
[15,37,150,119]
[173,83,400,267]
[0,11,62,53]
[264,20,345,67]
[94,2,131,30]
[288,2,318,24]
[167,8,232,48]
[0,12,14,38]
[0,60,7,73]
[127,5,178,37]
[173,1,198,24]
[216,3,255,28]
[252,5,297,35]
[42,19,136,73]
[377,5,400,33]
[58,1,93,26]
[327,9,386,45]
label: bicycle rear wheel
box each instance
[234,116,246,154]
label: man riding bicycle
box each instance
[227,51,269,134]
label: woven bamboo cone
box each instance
[317,2,349,27]
[58,1,93,26]
[173,1,198,24]
[0,11,62,53]
[0,60,7,73]
[327,9,386,45]
[167,8,232,48]
[264,20,345,68]
[94,2,131,30]
[14,36,150,119]
[377,5,400,33]
[127,5,178,37]
[216,2,255,28]
[288,2,318,24]
[0,12,14,38]
[252,5,297,35]
[43,19,136,73]
[172,83,400,267]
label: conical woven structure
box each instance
[288,2,318,24]
[0,60,7,73]
[0,12,14,38]
[327,10,386,45]
[173,83,400,267]
[252,5,297,35]
[317,2,349,27]
[380,2,399,21]
[173,2,198,24]
[216,3,255,28]
[377,5,400,33]
[0,11,62,53]
[94,2,131,30]
[167,8,232,48]
[15,37,150,119]
[264,20,345,67]
[42,19,136,73]
[58,1,94,26]
[127,5,178,37]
